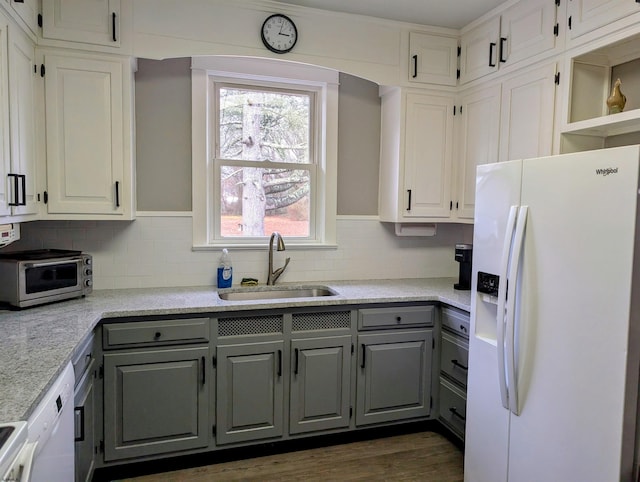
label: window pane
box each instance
[219,87,311,163]
[220,165,310,237]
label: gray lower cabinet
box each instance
[103,346,210,461]
[438,306,470,440]
[216,341,285,445]
[356,330,433,425]
[73,334,96,482]
[289,335,352,434]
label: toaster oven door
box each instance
[20,258,84,304]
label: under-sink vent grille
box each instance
[218,315,283,337]
[292,311,351,331]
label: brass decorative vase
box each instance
[606,78,626,114]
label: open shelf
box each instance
[561,108,640,137]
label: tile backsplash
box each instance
[4,216,472,290]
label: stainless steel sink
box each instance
[217,286,338,301]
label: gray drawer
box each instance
[72,333,95,386]
[440,332,468,387]
[358,305,435,330]
[439,377,466,439]
[441,306,470,338]
[103,318,210,349]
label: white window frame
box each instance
[191,56,338,249]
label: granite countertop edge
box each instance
[0,278,471,423]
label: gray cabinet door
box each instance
[289,335,352,434]
[356,330,433,426]
[216,341,285,445]
[103,346,209,461]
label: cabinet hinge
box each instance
[553,23,559,36]
[37,13,42,28]
[351,343,354,355]
[98,364,104,379]
[453,105,456,115]
[99,440,104,453]
[350,406,353,418]
[555,0,560,6]
[430,396,433,409]
[449,201,453,210]
[457,46,461,57]
[459,106,463,114]
[43,191,48,204]
[432,338,435,349]
[554,72,560,85]
[212,356,216,368]
[40,64,45,77]
[456,69,460,79]
[212,425,216,436]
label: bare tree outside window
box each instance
[217,86,314,237]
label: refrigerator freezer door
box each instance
[507,146,640,481]
[465,160,522,482]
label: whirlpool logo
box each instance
[595,167,619,176]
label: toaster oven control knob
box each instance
[84,268,92,276]
[85,279,93,287]
[85,257,92,265]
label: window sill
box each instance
[192,242,338,251]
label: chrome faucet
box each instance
[267,232,290,285]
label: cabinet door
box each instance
[403,92,454,219]
[8,0,39,37]
[289,335,352,434]
[74,363,96,482]
[408,32,458,86]
[460,17,500,84]
[454,84,501,220]
[216,341,284,445]
[499,62,557,162]
[103,347,209,461]
[0,14,10,218]
[42,0,121,47]
[43,53,125,215]
[567,0,640,41]
[356,330,433,426]
[500,0,557,67]
[7,25,37,217]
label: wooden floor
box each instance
[116,431,464,482]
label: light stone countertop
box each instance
[0,278,471,424]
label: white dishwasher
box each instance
[3,362,75,481]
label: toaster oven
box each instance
[0,249,92,308]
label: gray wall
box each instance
[134,59,381,215]
[135,58,192,211]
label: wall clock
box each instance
[261,14,298,54]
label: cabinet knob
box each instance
[154,331,162,339]
[396,316,402,323]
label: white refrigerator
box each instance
[464,145,640,482]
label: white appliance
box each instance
[464,145,640,482]
[3,363,75,481]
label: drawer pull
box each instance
[201,356,206,385]
[361,344,366,369]
[451,359,468,371]
[459,324,468,333]
[294,348,299,375]
[449,407,466,422]
[154,331,162,340]
[396,316,402,323]
[277,349,282,377]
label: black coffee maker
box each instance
[454,244,472,290]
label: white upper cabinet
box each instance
[453,84,501,220]
[6,0,38,38]
[7,23,38,218]
[379,88,456,223]
[41,50,135,219]
[408,32,458,86]
[498,62,557,162]
[567,0,640,42]
[42,0,121,47]
[460,0,559,84]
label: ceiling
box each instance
[273,0,507,29]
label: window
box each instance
[192,57,338,249]
[215,84,315,238]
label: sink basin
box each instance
[217,286,338,301]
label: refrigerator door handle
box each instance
[497,205,519,410]
[505,205,528,416]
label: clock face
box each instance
[261,14,298,54]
